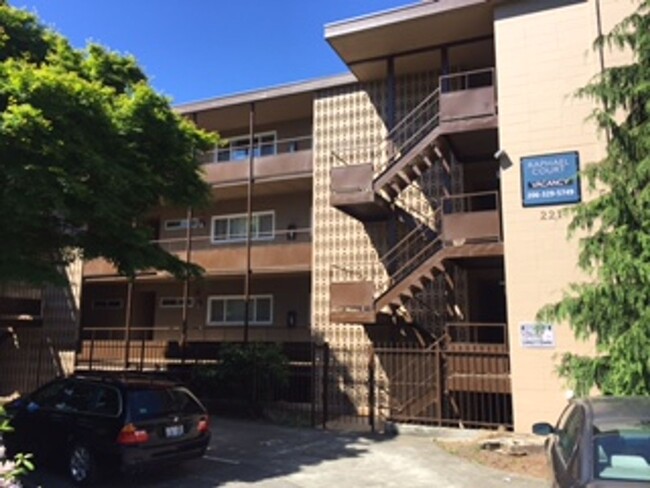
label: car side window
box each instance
[91,385,121,416]
[171,388,203,415]
[557,406,585,464]
[31,380,69,409]
[65,382,121,416]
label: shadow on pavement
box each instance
[21,416,391,487]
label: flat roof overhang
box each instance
[175,74,356,131]
[325,0,496,81]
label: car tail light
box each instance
[116,423,150,445]
[198,416,209,433]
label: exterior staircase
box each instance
[329,67,501,325]
[330,88,444,220]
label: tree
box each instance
[0,2,217,285]
[538,1,650,396]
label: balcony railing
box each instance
[200,135,312,165]
[331,88,441,175]
[152,226,312,253]
[439,68,497,123]
[441,191,501,244]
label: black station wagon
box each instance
[2,372,211,485]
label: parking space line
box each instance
[204,455,241,465]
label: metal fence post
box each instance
[321,343,329,430]
[368,345,376,433]
[310,342,316,428]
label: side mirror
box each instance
[532,422,555,436]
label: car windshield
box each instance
[594,421,650,482]
[128,387,203,421]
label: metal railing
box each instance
[151,226,312,254]
[72,333,512,430]
[331,88,441,175]
[446,322,508,347]
[331,67,496,177]
[442,190,499,215]
[199,135,312,165]
[440,67,495,93]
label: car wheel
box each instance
[68,443,97,486]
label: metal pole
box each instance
[180,206,193,363]
[243,102,255,344]
[123,279,134,369]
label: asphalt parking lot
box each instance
[19,417,546,488]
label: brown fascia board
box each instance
[325,0,493,40]
[175,73,356,115]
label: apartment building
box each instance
[78,0,633,432]
[0,266,82,395]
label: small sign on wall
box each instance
[520,323,555,348]
[521,151,581,207]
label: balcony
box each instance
[83,226,312,279]
[200,136,313,190]
[439,68,498,134]
[441,191,501,244]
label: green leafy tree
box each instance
[1,406,34,487]
[538,1,650,396]
[0,1,217,285]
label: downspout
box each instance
[180,205,193,363]
[594,0,610,143]
[244,102,255,344]
[387,57,398,269]
[181,112,199,361]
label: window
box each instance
[128,387,203,421]
[211,211,274,243]
[556,405,585,465]
[207,295,273,326]
[92,299,123,310]
[216,132,276,162]
[164,218,203,231]
[159,297,195,308]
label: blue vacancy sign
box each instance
[521,151,581,207]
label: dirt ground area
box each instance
[436,432,552,481]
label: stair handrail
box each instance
[329,87,441,174]
[375,88,441,175]
[388,235,444,287]
[381,206,441,266]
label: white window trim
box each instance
[92,299,123,310]
[219,131,277,162]
[206,294,273,326]
[164,218,203,231]
[159,297,195,309]
[210,211,275,244]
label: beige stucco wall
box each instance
[495,0,634,432]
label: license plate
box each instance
[165,425,184,438]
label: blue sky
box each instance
[10,0,410,104]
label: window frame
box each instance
[210,211,275,244]
[206,294,273,326]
